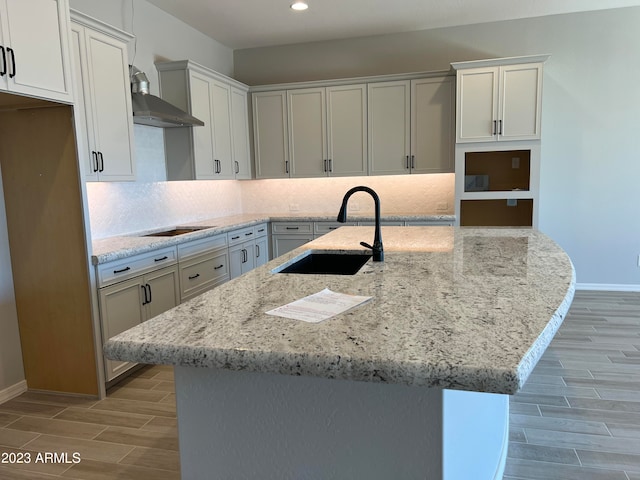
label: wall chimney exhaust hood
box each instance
[130,66,204,128]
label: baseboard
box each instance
[576,283,640,292]
[0,380,27,404]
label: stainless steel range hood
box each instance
[130,66,204,128]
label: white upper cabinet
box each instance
[326,84,368,176]
[230,87,251,179]
[158,60,251,181]
[255,85,367,179]
[0,0,72,103]
[369,76,454,175]
[287,87,327,178]
[368,80,411,176]
[70,13,136,181]
[252,90,289,179]
[452,55,549,143]
[411,77,455,174]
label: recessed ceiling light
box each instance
[290,1,308,11]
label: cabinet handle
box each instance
[214,264,224,270]
[231,235,240,240]
[258,228,265,233]
[410,155,415,169]
[245,231,253,237]
[154,256,168,262]
[92,151,99,172]
[256,245,260,258]
[188,273,200,280]
[113,266,131,274]
[141,284,151,305]
[242,248,248,263]
[0,46,6,77]
[98,152,105,172]
[328,158,332,172]
[235,160,239,174]
[7,47,15,78]
[492,120,497,135]
[498,119,503,135]
[141,285,149,305]
[286,226,299,230]
[285,160,289,174]
[405,155,410,169]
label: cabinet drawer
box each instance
[271,222,313,234]
[253,223,268,238]
[97,247,177,287]
[314,221,357,235]
[178,234,227,260]
[227,226,255,246]
[179,251,229,302]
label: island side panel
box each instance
[174,366,445,480]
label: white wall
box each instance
[234,7,640,288]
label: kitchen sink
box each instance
[143,226,214,237]
[275,251,371,275]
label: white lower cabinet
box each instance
[99,264,179,381]
[228,223,268,279]
[177,234,229,302]
[271,222,314,258]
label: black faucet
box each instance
[337,186,384,262]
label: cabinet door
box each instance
[99,277,145,381]
[368,81,411,175]
[411,77,454,174]
[231,87,251,179]
[83,27,135,180]
[456,67,499,143]
[499,64,542,141]
[255,236,269,267]
[326,84,367,176]
[190,72,216,179]
[272,235,313,258]
[287,88,327,178]
[252,91,289,178]
[229,242,254,279]
[1,0,72,102]
[144,266,179,319]
[211,80,234,179]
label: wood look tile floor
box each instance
[0,290,638,479]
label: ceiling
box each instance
[145,0,640,50]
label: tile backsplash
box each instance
[86,173,454,239]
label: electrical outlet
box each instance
[289,203,300,212]
[512,157,520,169]
[350,202,360,211]
[436,202,448,211]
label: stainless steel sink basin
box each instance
[143,226,214,237]
[275,252,371,275]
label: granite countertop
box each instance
[104,226,575,395]
[90,213,455,265]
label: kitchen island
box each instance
[104,227,575,480]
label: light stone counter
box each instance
[103,226,574,480]
[91,213,454,265]
[104,226,574,395]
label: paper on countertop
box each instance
[266,288,373,323]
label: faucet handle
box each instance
[360,241,374,250]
